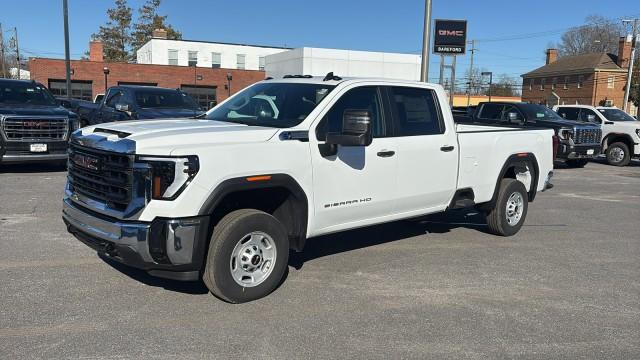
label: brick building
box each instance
[521,37,634,111]
[28,41,266,108]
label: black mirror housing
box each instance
[326,109,373,147]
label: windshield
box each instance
[206,82,335,128]
[519,104,564,121]
[598,108,637,122]
[0,82,58,106]
[135,90,200,110]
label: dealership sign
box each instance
[433,19,467,55]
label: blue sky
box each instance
[2,0,638,82]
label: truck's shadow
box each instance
[98,209,487,294]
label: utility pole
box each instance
[622,19,639,112]
[0,23,6,78]
[13,27,20,79]
[419,0,433,82]
[466,40,476,106]
[63,0,72,99]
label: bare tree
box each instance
[557,15,624,57]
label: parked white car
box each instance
[553,105,640,166]
[63,75,555,303]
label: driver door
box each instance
[310,86,398,234]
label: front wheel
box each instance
[486,179,529,236]
[203,209,289,303]
[606,142,630,166]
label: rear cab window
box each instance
[556,107,579,120]
[477,103,505,121]
[387,86,444,136]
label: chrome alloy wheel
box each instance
[610,147,625,163]
[230,232,277,287]
[505,192,524,226]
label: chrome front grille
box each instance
[67,143,134,212]
[1,116,69,141]
[573,128,601,145]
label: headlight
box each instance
[138,156,199,200]
[636,129,640,138]
[558,128,573,140]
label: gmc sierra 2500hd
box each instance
[62,75,554,303]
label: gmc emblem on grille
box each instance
[71,154,101,171]
[23,121,49,128]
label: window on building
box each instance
[604,99,613,107]
[168,49,179,65]
[607,75,614,89]
[564,76,569,89]
[237,54,246,69]
[540,78,545,90]
[551,77,557,90]
[528,79,533,90]
[389,86,443,136]
[48,80,93,101]
[188,51,198,67]
[181,85,217,110]
[211,52,221,68]
[259,56,266,71]
[577,75,584,88]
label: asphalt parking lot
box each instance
[1,159,639,359]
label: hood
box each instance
[137,108,205,119]
[79,119,279,155]
[532,118,600,129]
[0,104,74,117]
[609,120,640,131]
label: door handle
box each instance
[440,145,455,152]
[377,150,395,158]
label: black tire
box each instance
[486,179,528,237]
[606,142,631,167]
[565,159,588,168]
[202,209,289,303]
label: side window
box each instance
[389,87,443,136]
[315,86,384,141]
[579,109,599,123]
[105,91,123,108]
[477,103,505,120]
[557,107,579,120]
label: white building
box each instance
[136,30,290,71]
[265,47,423,81]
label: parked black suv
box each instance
[0,79,78,165]
[454,102,602,168]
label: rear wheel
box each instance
[565,159,588,168]
[486,179,528,237]
[606,142,630,166]
[202,209,289,303]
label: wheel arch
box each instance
[479,153,540,211]
[602,133,634,150]
[198,174,309,252]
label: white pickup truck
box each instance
[553,105,640,166]
[62,75,554,303]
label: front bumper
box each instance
[62,198,210,281]
[557,144,601,160]
[0,141,69,164]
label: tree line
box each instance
[92,0,181,62]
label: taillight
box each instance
[552,134,560,160]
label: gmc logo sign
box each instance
[23,121,49,128]
[434,19,468,55]
[71,153,101,171]
[438,30,464,37]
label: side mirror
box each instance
[507,112,518,121]
[326,109,373,147]
[587,114,596,122]
[115,103,130,112]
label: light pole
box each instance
[226,72,232,97]
[63,0,72,99]
[420,0,433,82]
[103,67,110,93]
[482,71,493,102]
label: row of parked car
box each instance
[0,78,204,165]
[452,102,640,167]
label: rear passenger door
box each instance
[386,86,458,215]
